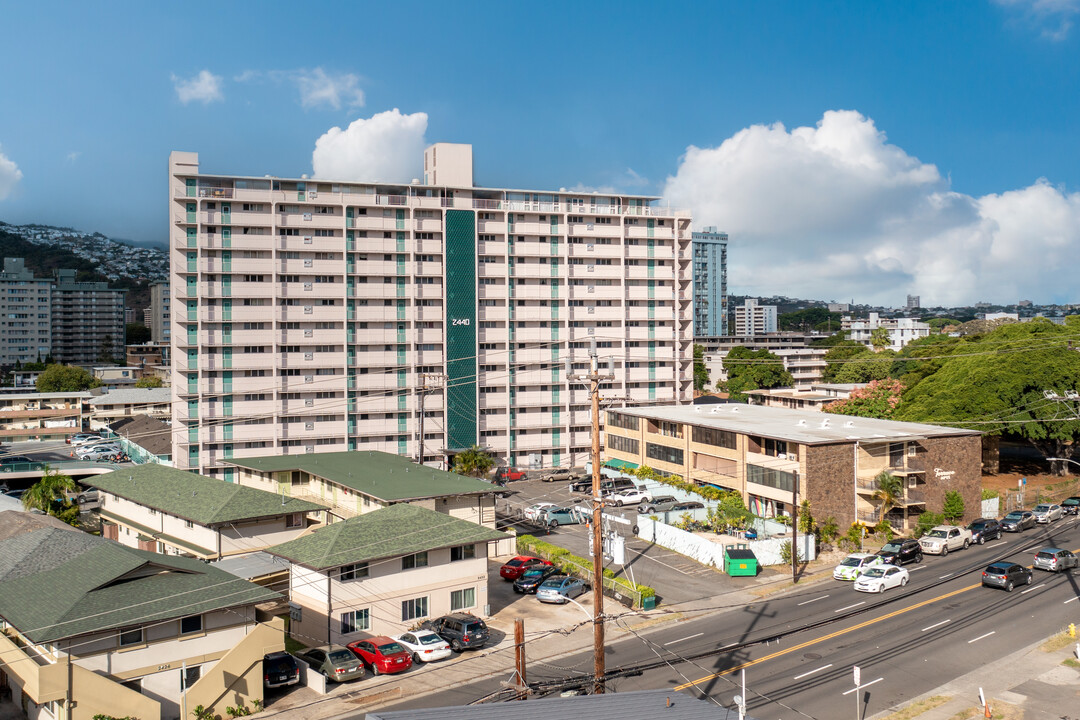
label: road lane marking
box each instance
[835,602,865,613]
[1064,596,1080,604]
[797,595,829,606]
[843,677,883,695]
[986,542,1007,548]
[910,566,928,571]
[921,619,951,632]
[1020,584,1045,595]
[793,663,832,680]
[665,633,703,646]
[939,573,954,579]
[968,631,995,644]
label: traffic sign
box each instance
[853,665,861,687]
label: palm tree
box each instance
[21,466,78,522]
[451,446,495,478]
[871,470,904,519]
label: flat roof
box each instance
[0,392,92,400]
[225,451,501,501]
[610,404,980,445]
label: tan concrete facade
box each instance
[0,392,88,442]
[170,147,694,479]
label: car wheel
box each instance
[615,500,624,507]
[451,640,463,652]
[1006,581,1013,592]
[877,584,885,593]
[1027,573,1033,585]
[978,535,984,545]
[942,545,948,556]
[916,553,923,563]
[963,539,970,549]
[996,530,1002,540]
[549,520,559,528]
[632,525,639,534]
[901,576,908,586]
[372,664,381,676]
[413,653,422,664]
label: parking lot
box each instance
[496,475,775,605]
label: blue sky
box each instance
[2,1,1080,305]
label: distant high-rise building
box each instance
[148,281,171,344]
[827,302,850,313]
[0,258,52,366]
[170,146,694,478]
[734,298,777,335]
[906,294,920,310]
[1018,299,1032,308]
[692,227,728,337]
[51,269,126,364]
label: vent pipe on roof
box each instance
[797,420,807,427]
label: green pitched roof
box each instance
[0,528,279,643]
[266,503,509,571]
[226,451,500,501]
[85,464,326,526]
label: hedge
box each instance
[517,535,656,605]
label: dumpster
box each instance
[725,547,758,576]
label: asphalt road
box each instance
[370,513,1080,718]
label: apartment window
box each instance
[118,628,143,647]
[285,512,304,528]
[606,412,639,431]
[606,434,639,455]
[692,426,737,450]
[658,421,683,439]
[402,551,428,570]
[340,609,370,634]
[450,587,476,612]
[339,563,369,581]
[747,464,795,492]
[184,519,194,529]
[450,544,476,562]
[180,615,202,635]
[646,442,684,466]
[401,596,429,621]
[182,665,201,691]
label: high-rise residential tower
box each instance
[691,227,728,337]
[50,269,126,364]
[0,257,52,366]
[169,146,693,479]
[148,280,171,344]
[734,298,778,336]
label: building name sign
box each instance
[934,467,956,481]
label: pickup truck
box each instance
[918,525,972,556]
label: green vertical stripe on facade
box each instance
[445,210,478,450]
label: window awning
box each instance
[604,459,639,471]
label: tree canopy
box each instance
[22,466,80,525]
[822,342,896,383]
[693,344,710,392]
[824,378,905,419]
[135,376,163,388]
[778,308,842,333]
[35,364,102,392]
[451,446,496,478]
[718,346,793,402]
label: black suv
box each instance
[967,518,1002,544]
[421,612,489,651]
[263,651,301,689]
[1062,496,1080,515]
[875,538,923,565]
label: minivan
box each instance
[571,476,636,494]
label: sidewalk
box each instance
[870,632,1080,719]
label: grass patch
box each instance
[947,699,1022,720]
[1039,629,1076,652]
[878,695,951,720]
[1063,657,1080,669]
[284,636,307,654]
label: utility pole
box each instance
[566,339,614,694]
[416,372,442,465]
[792,469,799,583]
[514,618,527,699]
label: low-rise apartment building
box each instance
[842,313,930,351]
[88,464,327,559]
[745,383,865,411]
[88,387,172,428]
[226,450,502,527]
[108,415,174,465]
[602,404,981,532]
[0,391,88,443]
[267,503,508,645]
[0,526,282,720]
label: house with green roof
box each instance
[225,450,504,529]
[0,527,284,720]
[86,464,328,560]
[266,503,509,645]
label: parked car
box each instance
[513,565,560,594]
[1062,496,1080,515]
[967,518,1002,545]
[671,501,705,511]
[0,455,34,465]
[982,562,1032,592]
[536,575,590,604]
[540,468,576,482]
[263,651,301,689]
[571,476,635,494]
[1001,510,1036,532]
[68,433,100,446]
[347,637,413,675]
[83,449,121,462]
[875,538,923,565]
[918,526,972,556]
[523,502,557,522]
[1033,503,1064,524]
[393,631,452,664]
[833,553,882,581]
[499,555,553,581]
[2,488,27,500]
[494,467,526,484]
[853,565,910,594]
[420,613,489,652]
[540,507,584,527]
[1033,547,1079,573]
[605,487,651,507]
[296,646,365,682]
[76,444,119,459]
[638,496,679,513]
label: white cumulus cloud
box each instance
[172,70,224,105]
[0,145,22,200]
[312,109,428,183]
[295,68,365,110]
[996,0,1080,40]
[663,110,1080,306]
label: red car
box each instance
[346,637,413,675]
[494,467,526,484]
[499,555,553,581]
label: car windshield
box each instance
[1035,505,1051,512]
[881,543,904,552]
[377,642,405,654]
[1064,498,1080,506]
[1036,551,1055,559]
[417,633,443,645]
[521,569,546,578]
[465,622,486,632]
[328,651,354,663]
[540,577,565,588]
[506,559,523,567]
[861,568,886,578]
[986,564,1010,573]
[1005,512,1024,520]
[266,656,294,672]
[926,530,947,538]
[841,557,865,567]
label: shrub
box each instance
[817,516,840,545]
[914,512,945,538]
[874,519,894,542]
[942,491,965,522]
[779,540,804,564]
[516,535,657,606]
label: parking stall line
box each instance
[1020,583,1045,595]
[793,663,832,680]
[835,601,865,613]
[968,631,995,644]
[921,619,951,632]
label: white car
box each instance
[76,443,120,459]
[605,488,651,507]
[1033,504,1064,524]
[523,502,557,522]
[393,631,451,663]
[853,565,910,593]
[833,553,882,581]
